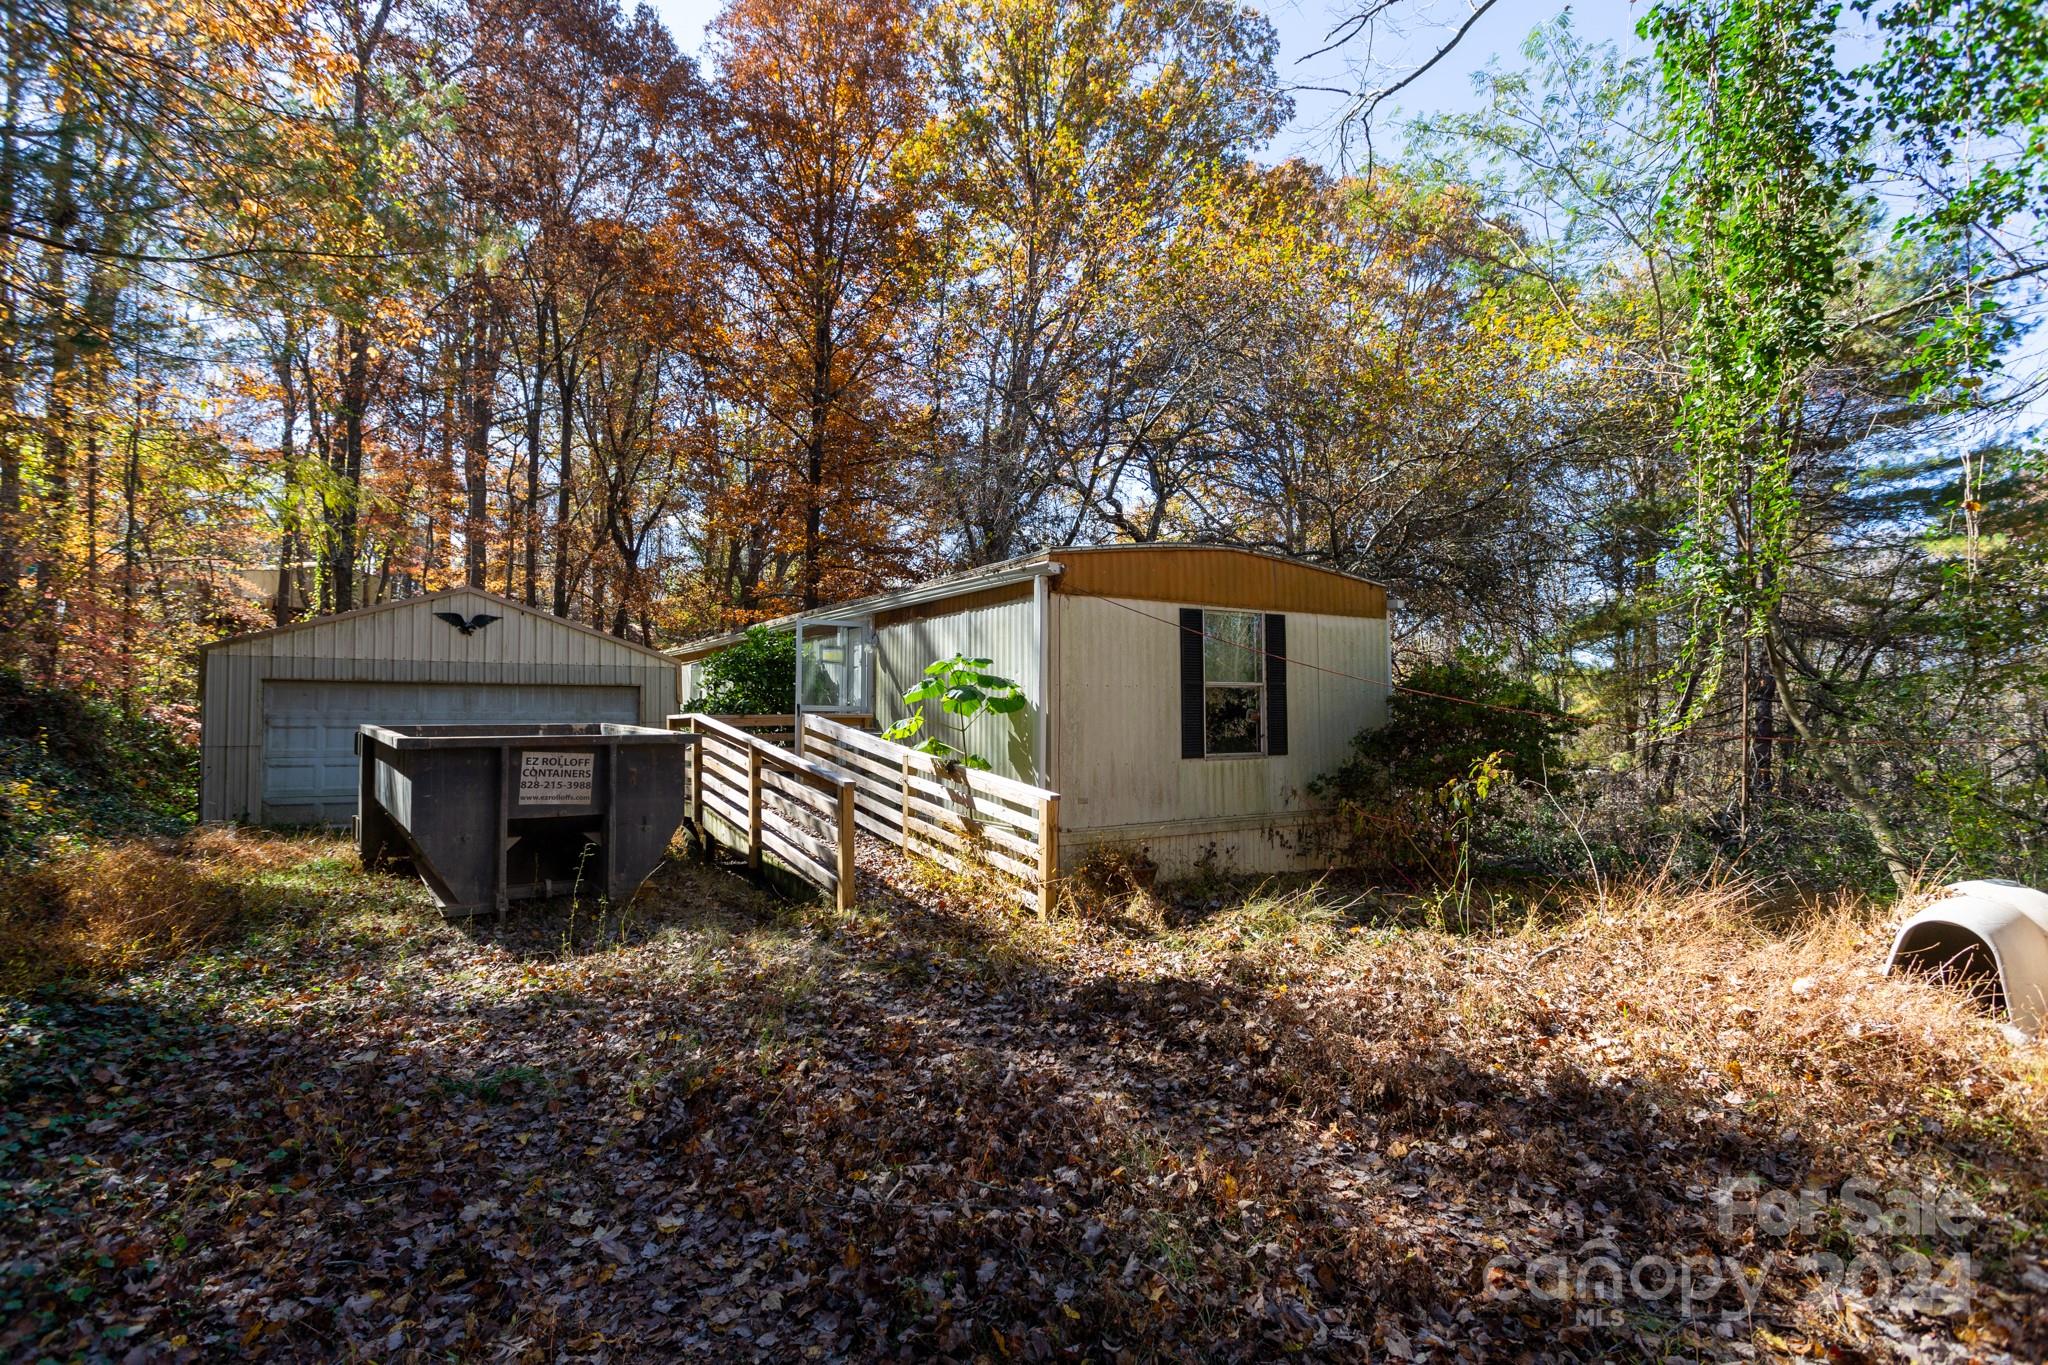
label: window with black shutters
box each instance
[1180,608,1289,759]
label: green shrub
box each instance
[0,668,196,865]
[690,626,795,714]
[1316,651,1577,806]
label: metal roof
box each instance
[667,543,1390,660]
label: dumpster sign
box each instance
[518,750,595,805]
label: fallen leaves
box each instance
[0,835,2042,1361]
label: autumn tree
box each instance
[696,0,931,613]
[1060,153,1584,652]
[444,0,700,612]
[0,0,386,687]
[911,0,1288,563]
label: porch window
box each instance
[798,624,871,713]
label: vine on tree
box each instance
[1644,0,1863,723]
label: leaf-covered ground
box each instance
[3,834,2045,1361]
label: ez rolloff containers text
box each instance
[355,722,697,914]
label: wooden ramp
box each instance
[668,713,1061,915]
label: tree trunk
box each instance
[550,330,575,616]
[333,322,367,612]
[330,0,396,615]
[800,304,832,609]
[1657,657,1707,804]
[1765,630,1913,890]
[523,299,545,606]
[462,283,495,589]
[78,262,120,646]
[0,9,26,658]
[119,373,140,711]
[273,322,299,624]
[296,347,331,613]
[434,355,456,582]
[33,50,79,681]
[81,386,97,611]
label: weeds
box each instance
[1062,845,1166,929]
[0,667,197,864]
[0,830,311,991]
[1169,879,1362,956]
[437,1065,554,1104]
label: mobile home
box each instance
[674,546,1391,876]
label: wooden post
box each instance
[899,752,914,852]
[1036,793,1060,919]
[690,720,707,859]
[835,780,856,913]
[495,746,513,916]
[747,746,763,870]
[1033,570,1050,786]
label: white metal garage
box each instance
[200,588,679,826]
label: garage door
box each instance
[261,681,639,825]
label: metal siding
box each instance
[1061,814,1333,879]
[200,654,228,821]
[200,593,682,823]
[1054,594,1388,843]
[627,665,668,725]
[873,595,1043,784]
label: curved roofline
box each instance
[668,543,1390,658]
[1049,542,1387,587]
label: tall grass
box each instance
[1178,868,2048,1177]
[0,829,306,991]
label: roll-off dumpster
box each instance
[356,722,697,914]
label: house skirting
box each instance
[1060,809,1337,880]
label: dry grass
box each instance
[1025,865,2046,1351]
[1514,873,2047,1162]
[1060,844,1171,930]
[1177,869,2047,1157]
[0,828,316,991]
[6,837,2044,1358]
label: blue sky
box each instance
[643,0,2039,429]
[644,0,1652,168]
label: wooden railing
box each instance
[800,714,1060,916]
[669,714,858,911]
[667,713,874,750]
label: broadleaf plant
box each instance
[883,655,1028,770]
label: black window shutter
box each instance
[1264,613,1289,756]
[1179,608,1205,758]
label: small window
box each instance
[798,625,872,712]
[1201,609,1264,755]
